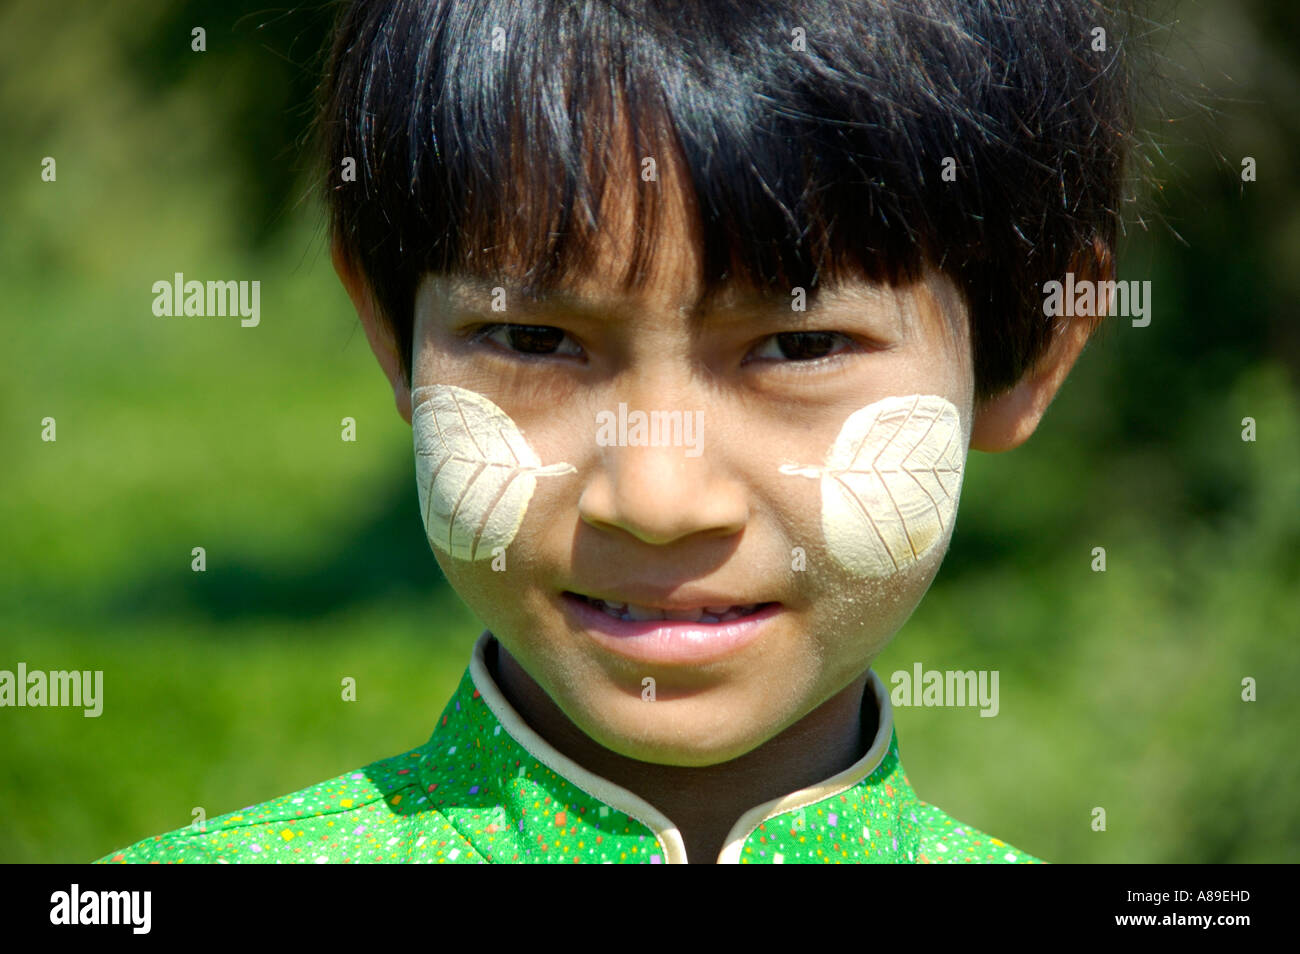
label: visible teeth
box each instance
[587,596,762,623]
[624,602,663,621]
[718,605,758,622]
[664,608,706,621]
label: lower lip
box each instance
[561,592,782,665]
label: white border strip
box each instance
[469,630,893,865]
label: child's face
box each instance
[409,177,974,767]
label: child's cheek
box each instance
[411,384,576,562]
[779,393,966,579]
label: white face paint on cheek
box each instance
[412,384,576,561]
[779,394,965,578]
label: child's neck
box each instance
[489,638,873,864]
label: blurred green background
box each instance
[1,0,1296,863]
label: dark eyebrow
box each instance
[444,276,635,318]
[442,275,895,327]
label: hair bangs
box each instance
[320,0,1137,399]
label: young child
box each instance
[97,0,1136,863]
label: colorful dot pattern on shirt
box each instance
[95,650,1043,864]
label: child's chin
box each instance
[581,697,780,767]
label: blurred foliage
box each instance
[0,1,1296,863]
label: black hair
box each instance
[317,0,1141,401]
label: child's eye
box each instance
[747,331,856,364]
[474,323,584,358]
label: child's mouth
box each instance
[565,592,776,624]
[560,592,784,664]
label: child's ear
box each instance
[970,240,1111,452]
[331,237,413,425]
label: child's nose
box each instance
[576,436,748,547]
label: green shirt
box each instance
[95,631,1043,864]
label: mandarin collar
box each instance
[446,630,911,863]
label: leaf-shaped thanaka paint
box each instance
[779,394,964,577]
[412,384,575,561]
